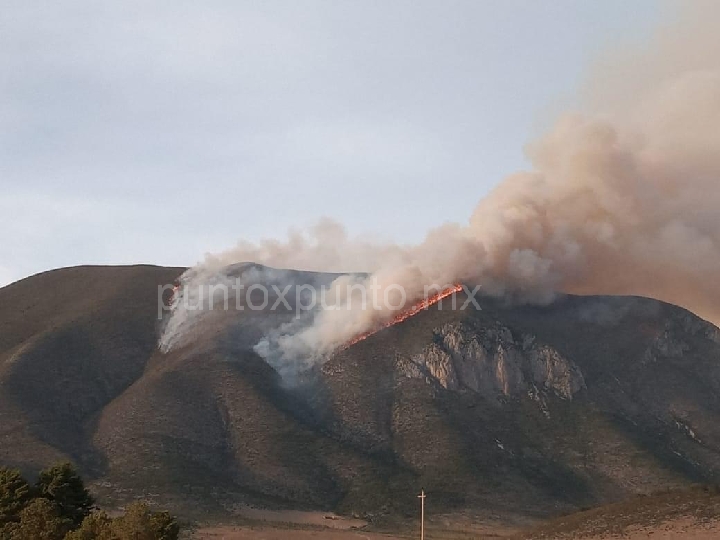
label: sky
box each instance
[0,0,667,287]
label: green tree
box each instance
[110,502,179,540]
[149,510,179,540]
[6,498,70,540]
[0,463,179,540]
[63,511,113,540]
[0,468,31,528]
[110,502,154,540]
[36,464,94,527]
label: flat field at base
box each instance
[192,523,515,540]
[194,528,405,539]
[193,518,720,539]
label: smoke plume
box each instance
[161,2,720,371]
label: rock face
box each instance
[403,321,585,400]
[643,310,720,363]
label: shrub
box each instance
[6,498,71,540]
[64,510,113,540]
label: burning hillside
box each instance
[342,284,464,349]
[160,2,720,381]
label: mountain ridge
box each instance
[1,264,719,523]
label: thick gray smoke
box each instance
[161,2,720,371]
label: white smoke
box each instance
[160,1,720,369]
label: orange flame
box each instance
[341,284,463,350]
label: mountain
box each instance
[1,265,720,523]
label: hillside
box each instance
[520,485,720,539]
[1,265,720,524]
[0,265,183,472]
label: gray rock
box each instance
[405,321,585,401]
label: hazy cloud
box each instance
[1,0,663,285]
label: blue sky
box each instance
[0,0,667,285]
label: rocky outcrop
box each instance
[644,311,720,362]
[399,321,585,401]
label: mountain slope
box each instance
[1,265,719,522]
[309,293,720,517]
[0,265,184,471]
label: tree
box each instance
[110,502,154,540]
[149,510,179,540]
[0,463,179,540]
[6,498,70,540]
[35,464,94,527]
[110,502,179,540]
[63,511,113,540]
[0,468,31,528]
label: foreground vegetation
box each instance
[0,463,179,540]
